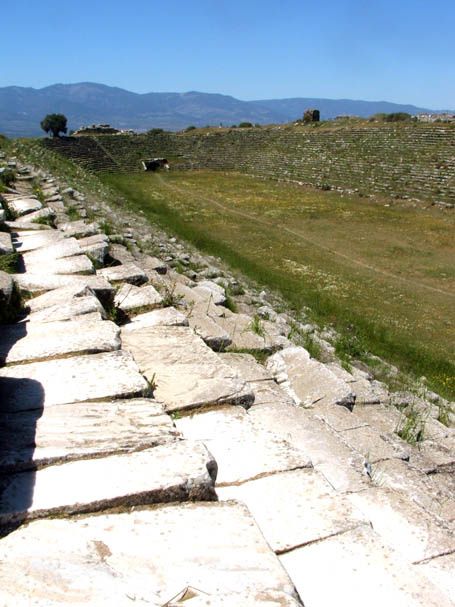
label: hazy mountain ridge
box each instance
[0,82,450,137]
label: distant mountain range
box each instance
[0,82,452,137]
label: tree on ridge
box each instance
[40,114,68,137]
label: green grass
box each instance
[0,252,20,274]
[100,170,455,399]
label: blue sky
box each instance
[2,0,454,109]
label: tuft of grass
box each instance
[396,406,426,446]
[249,314,265,337]
[160,282,183,308]
[31,215,55,227]
[287,320,322,360]
[0,252,20,274]
[228,347,270,364]
[223,293,237,313]
[67,205,81,221]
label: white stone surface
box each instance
[12,273,114,299]
[175,406,311,485]
[57,220,98,238]
[122,306,189,330]
[122,325,254,412]
[218,469,367,551]
[26,284,95,312]
[0,231,13,254]
[267,346,355,408]
[0,399,177,472]
[0,319,120,365]
[22,237,83,264]
[0,502,298,606]
[4,220,52,231]
[0,440,217,524]
[6,197,42,217]
[98,262,148,285]
[279,525,452,607]
[24,254,94,275]
[0,350,149,412]
[11,230,65,252]
[188,311,232,351]
[114,282,162,311]
[25,295,106,323]
[22,207,55,223]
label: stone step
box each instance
[267,346,355,408]
[26,284,96,312]
[114,282,162,312]
[21,207,55,223]
[218,310,289,352]
[25,295,106,323]
[0,440,217,525]
[22,236,83,264]
[97,262,148,285]
[121,325,254,412]
[218,468,367,552]
[187,311,232,351]
[5,220,52,232]
[11,229,64,252]
[175,405,311,485]
[23,254,94,275]
[6,197,42,217]
[249,402,369,492]
[12,273,114,301]
[0,319,120,365]
[279,525,453,607]
[0,350,149,412]
[0,501,299,606]
[122,306,189,330]
[0,398,178,473]
[57,220,98,238]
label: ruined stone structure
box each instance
[0,153,453,605]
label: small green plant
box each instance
[396,405,426,446]
[437,402,453,427]
[99,220,114,235]
[224,294,237,313]
[0,168,15,191]
[31,215,55,227]
[160,282,183,308]
[67,205,81,221]
[32,183,46,202]
[249,314,265,338]
[0,252,20,274]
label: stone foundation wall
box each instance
[45,123,455,203]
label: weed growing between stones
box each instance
[160,282,183,308]
[31,215,55,228]
[0,253,19,274]
[249,314,265,338]
[395,405,427,446]
[228,348,269,364]
[67,205,81,221]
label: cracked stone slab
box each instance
[218,310,289,352]
[57,220,99,238]
[0,399,178,473]
[175,406,311,485]
[249,402,368,492]
[6,197,43,217]
[416,553,455,605]
[22,237,83,265]
[192,280,226,305]
[314,402,369,432]
[25,295,106,323]
[98,262,148,285]
[0,501,298,606]
[24,254,94,275]
[122,307,189,330]
[26,284,96,312]
[0,319,120,365]
[218,469,367,552]
[165,589,301,606]
[0,232,13,254]
[114,283,162,312]
[372,459,455,524]
[327,362,389,404]
[347,487,455,563]
[21,207,55,223]
[11,229,64,252]
[0,440,217,525]
[188,311,232,351]
[267,347,355,408]
[12,274,114,301]
[279,525,453,607]
[121,325,254,412]
[4,220,52,231]
[338,425,410,463]
[0,350,149,412]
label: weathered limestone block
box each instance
[6,197,42,217]
[0,399,178,472]
[327,362,389,404]
[24,254,94,276]
[22,237,83,265]
[12,274,114,302]
[98,262,148,285]
[347,487,455,563]
[0,232,13,254]
[192,280,226,305]
[4,220,52,231]
[175,406,311,485]
[249,403,368,492]
[122,307,189,330]
[218,468,367,552]
[21,207,55,223]
[217,310,289,352]
[57,220,98,238]
[339,424,410,462]
[0,319,120,365]
[416,553,455,605]
[187,311,232,351]
[114,283,162,312]
[11,229,65,252]
[140,254,168,275]
[77,233,109,264]
[0,502,298,605]
[0,350,149,412]
[26,284,95,312]
[267,346,355,408]
[121,325,254,412]
[279,525,453,607]
[0,440,217,525]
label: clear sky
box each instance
[1,0,454,109]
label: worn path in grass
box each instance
[101,171,455,397]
